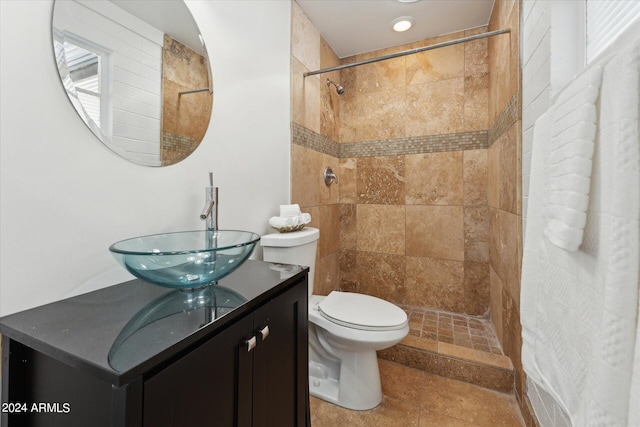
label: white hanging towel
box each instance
[521,40,640,426]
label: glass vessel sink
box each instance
[109,230,260,290]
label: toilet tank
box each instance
[261,227,319,295]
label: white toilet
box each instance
[261,227,409,410]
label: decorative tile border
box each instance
[291,123,340,157]
[340,131,488,157]
[488,94,519,146]
[292,123,488,158]
[293,93,519,157]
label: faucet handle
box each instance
[323,166,339,186]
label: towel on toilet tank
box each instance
[269,205,312,231]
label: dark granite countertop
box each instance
[0,260,308,386]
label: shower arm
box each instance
[303,28,510,77]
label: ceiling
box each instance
[109,0,205,56]
[296,0,496,58]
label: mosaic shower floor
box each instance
[403,306,504,355]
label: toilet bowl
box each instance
[261,227,409,410]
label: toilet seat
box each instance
[317,291,407,331]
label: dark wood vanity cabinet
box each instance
[143,281,308,427]
[0,261,309,427]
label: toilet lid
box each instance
[318,291,407,331]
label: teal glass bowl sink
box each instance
[109,230,260,290]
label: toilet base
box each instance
[308,350,383,411]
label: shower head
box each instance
[326,79,344,95]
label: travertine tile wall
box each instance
[486,0,528,420]
[161,35,211,166]
[335,27,491,316]
[291,2,492,315]
[290,1,522,326]
[339,27,489,142]
[338,149,490,315]
[291,2,342,296]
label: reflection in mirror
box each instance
[52,0,213,167]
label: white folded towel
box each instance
[280,204,301,217]
[269,216,296,228]
[269,212,312,229]
[543,64,604,251]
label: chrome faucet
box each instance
[200,172,218,231]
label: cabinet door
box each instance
[143,314,254,427]
[252,280,308,427]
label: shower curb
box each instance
[378,342,515,393]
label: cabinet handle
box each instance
[245,336,257,352]
[258,325,270,341]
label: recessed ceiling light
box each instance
[391,16,414,32]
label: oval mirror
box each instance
[52,0,213,167]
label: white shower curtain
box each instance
[521,39,640,426]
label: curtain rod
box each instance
[303,28,511,77]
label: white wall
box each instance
[0,0,292,316]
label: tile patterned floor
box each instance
[403,306,503,355]
[310,359,526,427]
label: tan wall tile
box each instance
[357,156,405,204]
[291,144,323,207]
[406,205,464,261]
[405,151,463,206]
[339,203,357,250]
[320,38,341,141]
[291,1,320,70]
[488,0,519,127]
[406,256,465,312]
[499,210,522,306]
[353,56,406,93]
[489,265,504,343]
[499,122,521,214]
[464,261,490,315]
[339,249,357,292]
[338,66,358,143]
[487,137,501,208]
[488,207,501,278]
[464,26,489,76]
[464,73,489,131]
[318,203,340,257]
[338,157,357,203]
[406,43,464,86]
[291,57,306,127]
[406,78,465,136]
[353,88,407,141]
[356,204,406,255]
[502,288,524,399]
[291,57,320,133]
[463,149,488,206]
[464,206,489,263]
[356,251,407,305]
[316,251,340,296]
